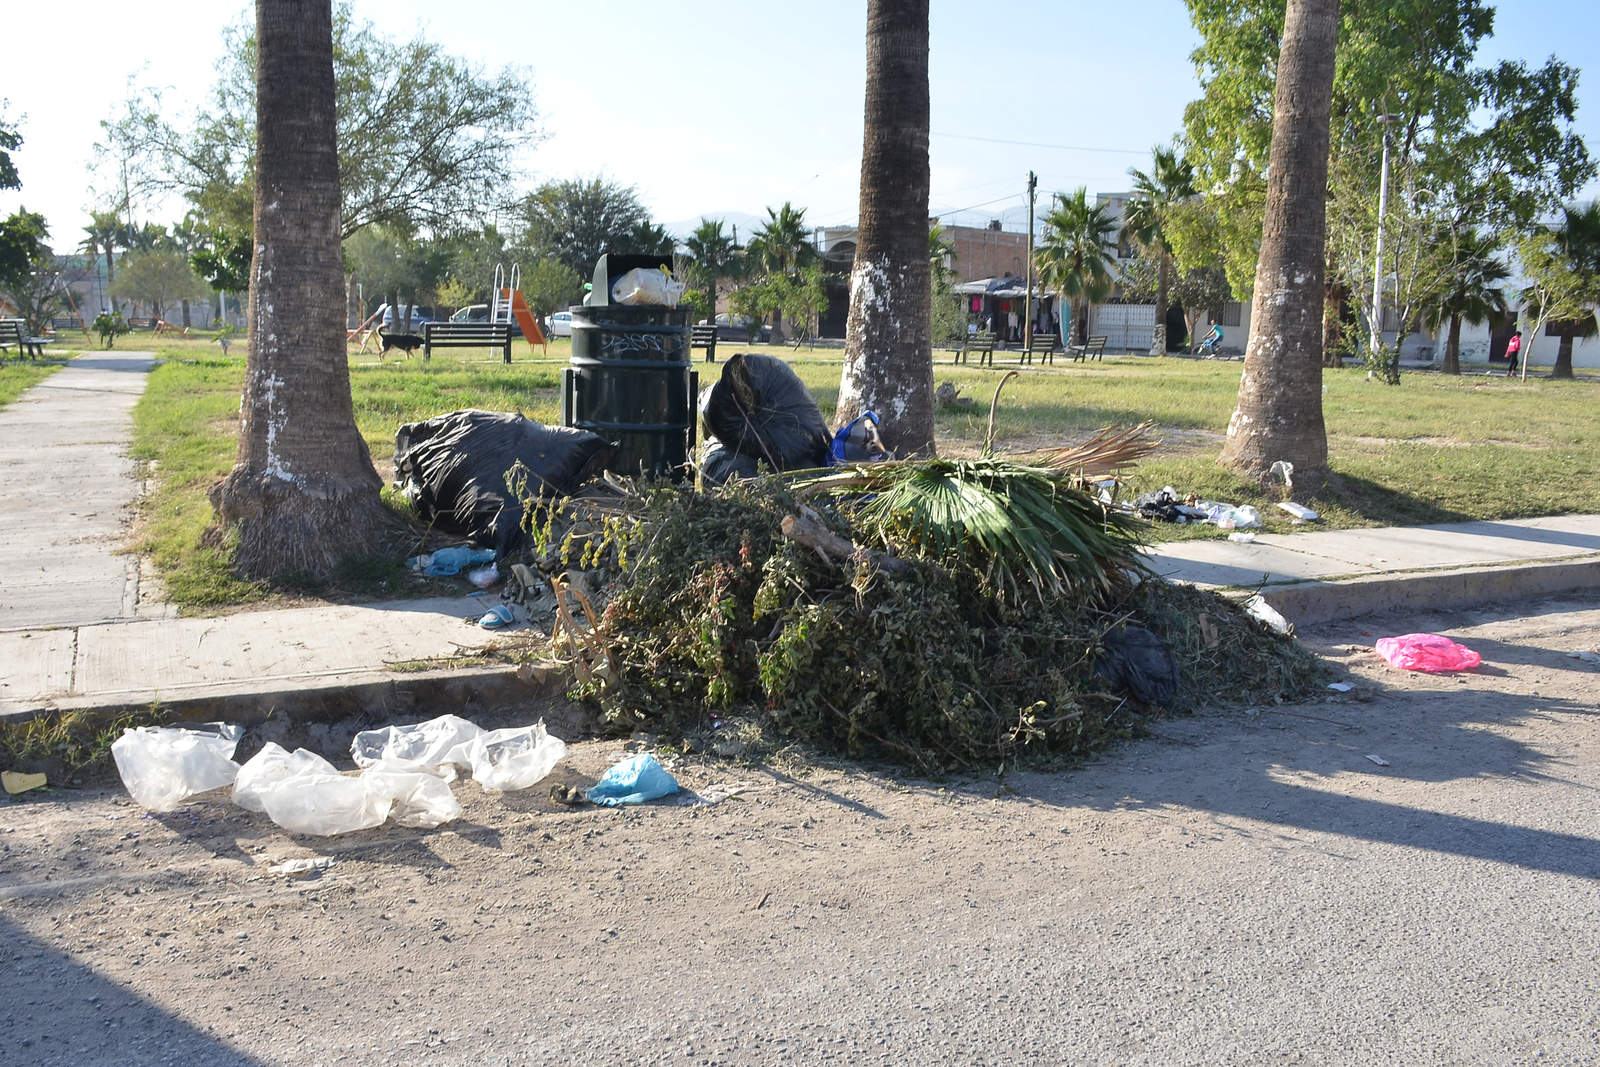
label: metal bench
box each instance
[1021,333,1060,365]
[422,321,512,364]
[1067,335,1108,362]
[690,323,718,363]
[0,319,54,359]
[952,331,997,366]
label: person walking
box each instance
[1505,329,1522,376]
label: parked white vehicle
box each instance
[545,311,574,338]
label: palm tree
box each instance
[79,210,125,312]
[210,0,392,579]
[1124,146,1196,354]
[1425,230,1508,376]
[834,0,933,457]
[1217,0,1339,494]
[684,218,737,321]
[746,202,818,341]
[1549,200,1600,379]
[1036,188,1117,346]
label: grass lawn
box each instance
[0,358,66,408]
[127,331,1600,608]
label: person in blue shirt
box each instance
[1198,321,1223,357]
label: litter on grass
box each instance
[1374,633,1481,673]
[1277,501,1319,523]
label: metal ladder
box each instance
[490,264,520,327]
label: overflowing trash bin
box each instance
[562,254,697,481]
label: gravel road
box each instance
[3,596,1598,1065]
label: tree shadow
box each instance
[1318,471,1474,526]
[0,915,265,1064]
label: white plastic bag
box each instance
[1244,594,1291,635]
[234,743,339,813]
[465,724,568,792]
[360,769,463,828]
[111,723,243,811]
[610,267,686,307]
[258,771,393,836]
[349,714,481,775]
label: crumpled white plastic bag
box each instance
[112,723,243,811]
[350,714,566,792]
[235,742,463,835]
[465,724,568,792]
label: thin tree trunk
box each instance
[209,0,392,579]
[835,0,933,457]
[1218,0,1339,494]
[1442,313,1462,375]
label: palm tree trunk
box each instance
[1151,256,1170,355]
[209,0,393,579]
[1442,313,1462,375]
[1554,334,1574,378]
[1218,0,1339,494]
[836,0,933,457]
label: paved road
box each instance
[0,353,158,629]
[2,596,1597,1064]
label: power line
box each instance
[932,131,1149,155]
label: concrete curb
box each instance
[1239,556,1600,628]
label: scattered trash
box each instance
[350,714,567,793]
[1328,681,1354,692]
[112,723,243,811]
[408,545,497,578]
[2,770,47,795]
[235,742,462,836]
[611,266,685,307]
[394,410,616,555]
[1276,501,1319,523]
[268,856,331,879]
[1244,595,1291,635]
[830,410,892,463]
[1228,531,1258,543]
[1565,650,1600,666]
[467,562,500,588]
[549,784,588,806]
[586,753,680,806]
[478,603,515,629]
[1374,633,1481,673]
[234,743,340,813]
[1208,503,1261,530]
[1269,460,1294,494]
[1365,754,1391,767]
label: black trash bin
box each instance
[562,254,697,481]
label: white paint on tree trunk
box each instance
[255,370,296,482]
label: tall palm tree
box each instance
[79,210,125,312]
[1424,229,1508,376]
[211,0,391,579]
[1036,188,1117,346]
[1124,146,1197,354]
[748,202,816,276]
[1218,0,1339,494]
[1549,199,1600,379]
[835,0,933,457]
[684,218,737,320]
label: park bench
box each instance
[128,317,155,330]
[951,331,997,366]
[0,319,54,359]
[690,323,718,363]
[1020,333,1060,365]
[422,321,512,364]
[1068,335,1108,362]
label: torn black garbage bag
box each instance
[393,410,614,555]
[698,438,763,486]
[699,353,831,472]
[1093,624,1178,708]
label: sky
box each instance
[4,0,1599,252]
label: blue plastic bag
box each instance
[585,753,679,806]
[410,545,496,577]
[830,410,889,463]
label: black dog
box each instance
[377,328,424,359]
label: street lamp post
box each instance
[1368,113,1402,360]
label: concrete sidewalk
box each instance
[5,514,1598,723]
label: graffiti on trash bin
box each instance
[600,332,679,357]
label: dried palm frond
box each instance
[1009,422,1161,476]
[792,447,1150,604]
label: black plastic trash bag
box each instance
[1094,624,1179,708]
[698,438,764,486]
[699,353,831,472]
[394,410,614,554]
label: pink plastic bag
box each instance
[1374,633,1481,672]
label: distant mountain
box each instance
[658,211,770,245]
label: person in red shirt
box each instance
[1505,329,1522,376]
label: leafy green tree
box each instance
[102,1,538,241]
[730,263,829,344]
[110,248,209,323]
[519,259,584,324]
[1036,188,1117,346]
[1124,145,1197,353]
[742,203,821,342]
[929,222,963,342]
[516,177,659,280]
[0,119,57,323]
[1423,229,1508,375]
[0,111,20,191]
[682,219,740,321]
[1217,0,1338,493]
[1538,200,1600,379]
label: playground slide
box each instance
[505,290,547,352]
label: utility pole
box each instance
[1369,113,1402,367]
[1024,171,1037,362]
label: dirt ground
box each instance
[3,596,1599,1065]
